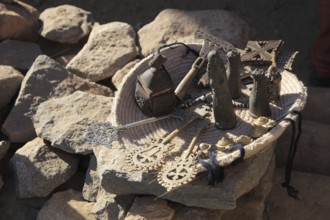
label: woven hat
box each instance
[110,44,307,168]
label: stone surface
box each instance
[171,156,275,220]
[96,142,275,209]
[264,169,330,220]
[0,0,39,41]
[0,178,47,220]
[1,55,113,143]
[112,59,140,90]
[303,86,330,124]
[125,196,174,220]
[276,120,330,176]
[83,155,100,202]
[39,5,94,44]
[125,196,175,220]
[0,140,10,161]
[138,9,249,56]
[0,65,23,110]
[37,189,96,220]
[34,91,113,154]
[10,138,79,198]
[67,22,138,82]
[92,189,135,220]
[0,40,42,70]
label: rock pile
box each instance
[0,2,275,219]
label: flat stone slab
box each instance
[39,4,94,44]
[34,91,113,155]
[0,40,41,70]
[1,55,113,143]
[0,65,23,110]
[95,142,275,210]
[10,138,79,198]
[67,22,138,82]
[138,9,249,56]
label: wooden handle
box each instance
[175,57,205,101]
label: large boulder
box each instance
[125,196,175,220]
[83,155,100,202]
[0,140,10,162]
[33,91,113,154]
[138,9,249,56]
[0,178,47,220]
[67,22,138,82]
[96,141,275,209]
[1,55,113,143]
[92,189,135,220]
[0,0,39,41]
[0,65,24,110]
[0,40,42,70]
[112,59,140,90]
[10,138,79,198]
[37,190,95,220]
[39,5,94,44]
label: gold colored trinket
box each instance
[234,135,253,145]
[251,116,277,138]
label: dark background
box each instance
[25,0,318,83]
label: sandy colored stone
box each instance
[33,91,113,154]
[112,59,140,89]
[39,5,94,44]
[92,189,135,220]
[0,178,47,220]
[265,169,330,220]
[1,55,113,143]
[10,138,79,198]
[0,40,41,70]
[0,65,23,110]
[0,140,10,161]
[125,196,175,220]
[67,22,138,82]
[96,141,275,209]
[138,9,249,56]
[83,155,100,202]
[0,0,39,41]
[37,189,96,220]
[171,156,275,220]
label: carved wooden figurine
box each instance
[226,50,242,99]
[207,50,236,129]
[249,69,271,117]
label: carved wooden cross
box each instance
[241,40,284,65]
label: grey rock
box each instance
[39,5,94,44]
[265,169,330,220]
[1,55,113,143]
[0,65,23,110]
[33,91,113,154]
[83,155,100,202]
[0,140,10,161]
[0,178,47,220]
[96,142,275,209]
[37,189,96,220]
[138,9,249,56]
[67,22,138,82]
[112,59,140,90]
[0,40,41,70]
[92,189,135,220]
[0,0,39,41]
[125,196,175,220]
[171,155,275,220]
[277,120,330,176]
[10,138,79,198]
